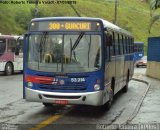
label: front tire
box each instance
[100,87,114,112]
[5,63,13,76]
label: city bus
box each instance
[23,17,134,110]
[0,35,23,75]
[134,42,144,62]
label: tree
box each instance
[149,0,160,32]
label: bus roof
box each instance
[0,35,22,40]
[31,17,132,36]
[101,19,132,36]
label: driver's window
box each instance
[7,39,16,52]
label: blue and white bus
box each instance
[134,42,144,62]
[23,17,134,110]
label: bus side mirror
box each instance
[105,33,112,46]
[24,33,28,37]
[24,33,28,41]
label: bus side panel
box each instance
[115,55,125,91]
[104,56,116,103]
[0,62,5,71]
[124,54,134,82]
[124,55,130,82]
[13,53,23,71]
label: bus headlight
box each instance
[94,84,100,91]
[28,82,33,88]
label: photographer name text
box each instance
[0,0,76,5]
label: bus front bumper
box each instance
[25,88,104,106]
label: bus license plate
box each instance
[55,100,68,105]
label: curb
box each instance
[126,77,151,123]
[106,77,151,130]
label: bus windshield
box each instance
[0,39,6,56]
[27,33,102,73]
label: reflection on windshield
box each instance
[28,34,101,73]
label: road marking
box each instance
[30,114,63,130]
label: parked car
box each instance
[135,56,147,68]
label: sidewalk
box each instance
[131,73,160,124]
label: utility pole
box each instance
[114,0,118,25]
[35,0,39,18]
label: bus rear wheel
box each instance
[122,72,129,93]
[5,63,13,76]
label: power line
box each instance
[69,4,81,17]
[114,0,118,25]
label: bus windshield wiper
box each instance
[71,32,85,51]
[70,32,85,62]
[69,38,72,62]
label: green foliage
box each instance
[0,0,160,54]
[149,0,160,33]
[150,0,160,10]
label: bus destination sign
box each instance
[30,21,101,31]
[48,22,91,31]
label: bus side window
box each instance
[139,45,143,52]
[118,34,123,55]
[122,35,126,54]
[109,31,114,57]
[0,39,6,56]
[115,33,119,55]
[119,34,123,55]
[104,31,110,61]
[125,36,128,54]
[105,31,113,61]
[128,37,130,53]
[7,39,16,52]
[112,32,116,56]
[118,34,120,55]
[132,38,134,53]
[134,43,137,52]
[105,45,110,62]
[18,39,24,53]
[130,38,133,53]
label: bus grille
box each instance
[43,95,81,99]
[39,83,86,91]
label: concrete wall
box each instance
[147,37,160,80]
[146,61,160,80]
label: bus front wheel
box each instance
[5,63,13,76]
[100,87,114,111]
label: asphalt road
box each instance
[0,68,148,130]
